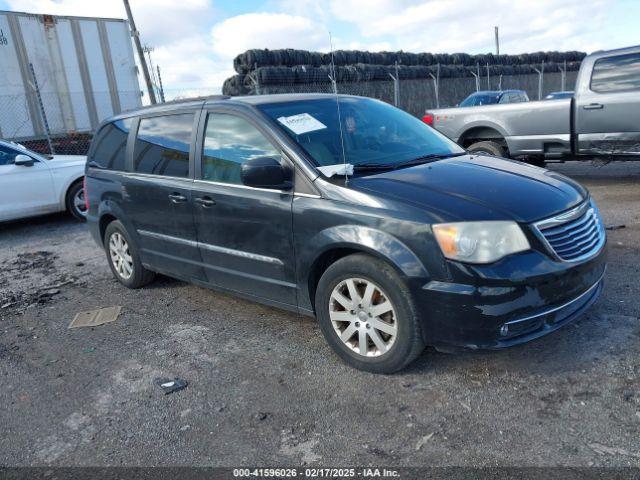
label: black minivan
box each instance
[85,94,606,373]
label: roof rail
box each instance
[153,94,230,106]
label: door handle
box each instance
[583,103,604,110]
[195,196,216,208]
[168,193,187,203]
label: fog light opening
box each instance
[500,324,509,337]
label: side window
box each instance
[498,95,509,104]
[0,145,19,166]
[201,113,280,185]
[591,53,640,93]
[89,118,132,170]
[460,96,474,107]
[133,113,194,178]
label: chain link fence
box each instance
[1,90,142,156]
[239,63,580,117]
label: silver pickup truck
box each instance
[423,45,640,164]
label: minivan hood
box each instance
[347,154,587,223]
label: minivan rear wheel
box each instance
[104,220,155,289]
[315,254,425,373]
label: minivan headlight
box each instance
[433,221,530,264]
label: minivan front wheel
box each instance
[315,254,425,373]
[104,220,154,289]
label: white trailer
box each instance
[0,10,142,141]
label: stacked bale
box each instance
[224,48,586,115]
[232,48,586,71]
[222,74,249,96]
[244,62,582,86]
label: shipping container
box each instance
[0,10,142,141]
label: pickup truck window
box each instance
[591,53,640,93]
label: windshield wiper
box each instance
[391,152,466,169]
[352,163,397,172]
[353,152,465,172]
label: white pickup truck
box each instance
[423,45,640,164]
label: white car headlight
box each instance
[432,221,530,264]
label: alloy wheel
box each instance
[73,188,88,218]
[109,232,134,279]
[329,278,397,357]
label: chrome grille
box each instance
[535,203,605,262]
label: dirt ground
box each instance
[1,161,639,467]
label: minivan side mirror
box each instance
[241,156,292,190]
[14,154,34,167]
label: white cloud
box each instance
[210,13,328,59]
[325,0,612,54]
[346,40,393,51]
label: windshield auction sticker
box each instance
[277,113,327,135]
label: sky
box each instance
[1,0,638,96]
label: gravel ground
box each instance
[0,161,639,467]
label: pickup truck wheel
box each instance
[467,140,507,158]
[315,253,425,373]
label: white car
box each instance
[0,139,86,222]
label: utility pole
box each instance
[495,26,500,55]
[143,44,159,96]
[157,65,166,103]
[123,0,157,104]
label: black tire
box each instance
[314,253,425,374]
[467,140,507,158]
[103,220,155,289]
[65,180,87,222]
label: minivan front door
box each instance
[575,51,640,156]
[191,110,297,307]
[123,112,205,281]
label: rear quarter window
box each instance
[132,113,194,178]
[591,53,640,93]
[89,118,132,170]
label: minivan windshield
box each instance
[258,97,464,171]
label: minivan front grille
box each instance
[535,202,605,262]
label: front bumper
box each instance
[415,246,607,350]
